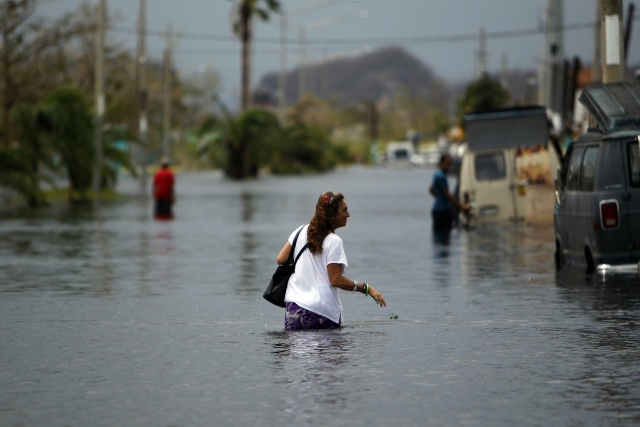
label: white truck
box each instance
[459,106,561,224]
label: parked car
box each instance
[385,141,414,163]
[554,81,640,272]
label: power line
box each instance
[105,20,609,47]
[111,21,612,60]
[34,13,636,47]
[33,14,639,59]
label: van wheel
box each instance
[584,247,595,274]
[555,240,565,270]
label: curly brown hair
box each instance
[307,191,344,255]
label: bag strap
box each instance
[287,225,304,263]
[293,243,309,266]
[289,225,308,266]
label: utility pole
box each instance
[92,0,105,202]
[162,25,172,160]
[623,3,635,64]
[137,0,148,193]
[545,0,564,116]
[474,27,487,79]
[593,1,602,82]
[278,12,287,120]
[369,101,378,164]
[299,25,306,99]
[601,0,624,83]
[500,51,509,90]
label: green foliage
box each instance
[241,109,282,168]
[190,116,224,170]
[5,88,138,207]
[0,146,48,208]
[101,126,138,189]
[329,141,355,165]
[39,86,95,201]
[0,0,91,147]
[230,0,281,35]
[214,107,282,178]
[206,105,346,177]
[269,123,337,175]
[5,103,52,207]
[457,74,510,127]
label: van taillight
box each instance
[600,200,620,229]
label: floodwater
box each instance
[1,167,640,427]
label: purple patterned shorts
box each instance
[284,302,340,330]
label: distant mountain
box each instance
[255,45,596,111]
[254,46,440,108]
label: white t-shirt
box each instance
[284,224,348,324]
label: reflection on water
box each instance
[1,169,640,427]
[432,230,452,255]
[240,191,257,292]
[263,328,392,425]
[553,266,640,418]
[268,330,352,408]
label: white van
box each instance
[385,141,415,165]
[458,107,560,224]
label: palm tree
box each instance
[228,0,280,178]
[457,73,510,128]
[38,86,95,202]
[1,104,53,208]
[0,147,48,208]
[214,100,282,179]
[2,87,138,209]
[230,0,281,112]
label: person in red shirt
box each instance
[153,157,175,219]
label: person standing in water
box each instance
[429,154,470,232]
[152,157,175,219]
[276,191,386,330]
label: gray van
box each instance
[554,81,640,272]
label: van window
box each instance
[565,147,584,191]
[629,142,640,187]
[579,147,598,192]
[475,153,506,180]
[559,145,573,187]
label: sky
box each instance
[37,0,640,108]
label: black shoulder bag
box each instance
[263,226,309,308]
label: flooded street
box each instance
[1,167,640,427]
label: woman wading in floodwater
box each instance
[276,191,387,330]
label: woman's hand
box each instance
[327,264,387,307]
[367,285,386,307]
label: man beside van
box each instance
[429,154,470,232]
